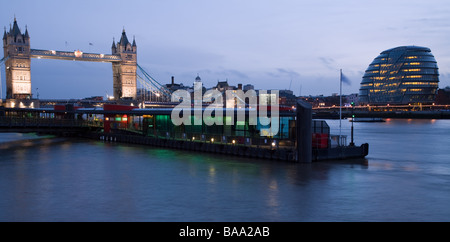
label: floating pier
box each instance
[1,100,369,162]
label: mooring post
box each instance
[296,100,312,163]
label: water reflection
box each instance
[1,119,450,221]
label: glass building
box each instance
[359,46,439,105]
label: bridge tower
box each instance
[112,29,137,100]
[3,18,32,99]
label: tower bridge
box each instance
[2,18,139,103]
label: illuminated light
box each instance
[74,50,83,58]
[232,140,235,144]
[406,75,423,79]
[211,138,214,143]
[105,117,109,121]
[115,117,121,121]
[122,117,128,122]
[403,69,421,72]
[192,137,195,140]
[272,142,276,147]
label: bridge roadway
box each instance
[30,49,121,63]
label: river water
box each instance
[0,119,449,222]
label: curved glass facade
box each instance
[359,46,439,105]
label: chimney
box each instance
[171,76,174,85]
[238,84,242,90]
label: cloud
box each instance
[267,68,301,80]
[319,57,336,70]
[214,68,249,80]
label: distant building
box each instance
[243,84,254,91]
[345,93,358,106]
[436,86,450,105]
[359,46,439,105]
[83,96,103,101]
[214,80,236,93]
[278,90,297,106]
[192,74,206,93]
[165,76,187,92]
[299,94,350,108]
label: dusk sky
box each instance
[2,0,450,99]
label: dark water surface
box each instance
[1,119,449,221]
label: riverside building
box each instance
[359,46,439,105]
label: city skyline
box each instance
[2,0,450,99]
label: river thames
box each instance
[0,118,449,222]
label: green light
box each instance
[236,121,246,126]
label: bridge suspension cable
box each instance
[136,63,172,101]
[0,56,7,65]
[136,74,170,98]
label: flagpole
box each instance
[339,69,342,145]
